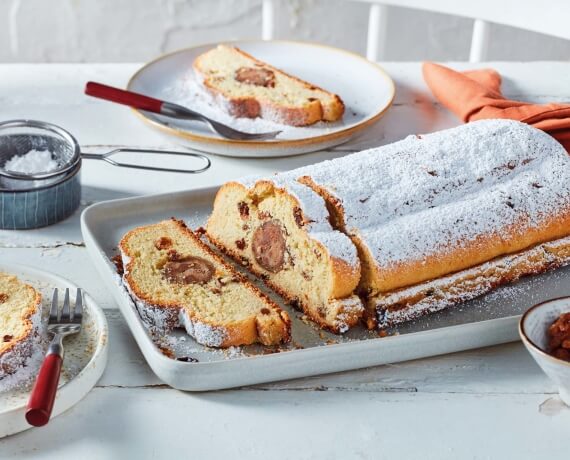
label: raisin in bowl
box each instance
[519,297,570,405]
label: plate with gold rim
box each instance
[127,40,395,157]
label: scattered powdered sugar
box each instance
[225,346,245,359]
[118,253,177,336]
[122,279,177,335]
[160,72,347,140]
[273,120,570,270]
[4,149,59,174]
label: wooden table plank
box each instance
[2,388,568,460]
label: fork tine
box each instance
[74,289,83,322]
[61,288,70,322]
[49,288,59,322]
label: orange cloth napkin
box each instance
[422,62,570,152]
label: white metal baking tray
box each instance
[81,186,570,391]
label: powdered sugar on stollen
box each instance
[273,120,570,269]
[179,309,227,348]
[271,178,359,267]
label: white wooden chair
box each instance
[261,0,570,62]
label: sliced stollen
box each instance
[208,119,570,329]
[193,45,345,126]
[0,273,43,385]
[272,119,570,327]
[206,178,363,333]
[120,219,290,347]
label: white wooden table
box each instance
[1,62,569,459]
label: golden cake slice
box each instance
[206,179,363,333]
[193,45,344,126]
[0,273,43,382]
[119,219,290,347]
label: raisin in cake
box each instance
[208,120,570,329]
[206,179,363,333]
[193,45,344,126]
[120,219,290,347]
[0,273,43,385]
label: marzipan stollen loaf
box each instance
[0,272,43,389]
[208,119,570,330]
[119,219,290,348]
[193,45,345,126]
[206,179,363,333]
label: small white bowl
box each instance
[519,297,570,405]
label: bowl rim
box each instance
[0,119,81,180]
[519,295,570,368]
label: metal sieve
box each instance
[0,119,211,230]
[0,119,211,181]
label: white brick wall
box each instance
[1,0,569,62]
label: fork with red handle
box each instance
[26,288,83,427]
[84,81,281,141]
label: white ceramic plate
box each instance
[519,297,570,405]
[81,187,570,391]
[0,264,108,438]
[127,40,395,157]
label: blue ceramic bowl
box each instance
[0,121,82,229]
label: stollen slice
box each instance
[206,179,363,334]
[119,219,290,348]
[193,45,345,126]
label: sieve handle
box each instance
[81,148,211,174]
[85,82,163,114]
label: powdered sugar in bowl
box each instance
[0,118,211,229]
[0,120,82,229]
